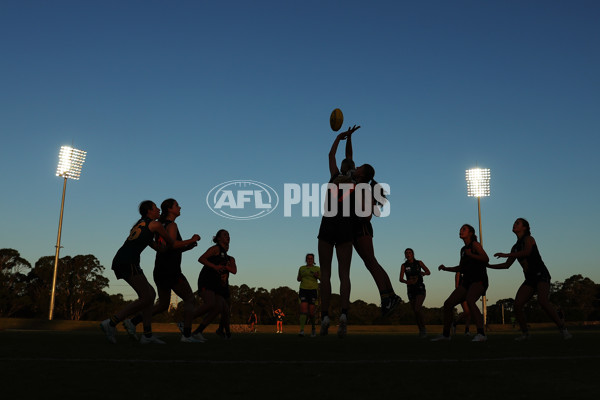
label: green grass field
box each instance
[1,321,598,399]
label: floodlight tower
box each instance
[49,146,87,320]
[466,167,490,325]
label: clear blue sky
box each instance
[1,1,599,309]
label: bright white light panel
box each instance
[466,168,490,197]
[56,146,87,180]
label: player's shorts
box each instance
[407,284,426,302]
[318,216,354,245]
[112,262,144,281]
[299,288,318,305]
[522,270,551,289]
[154,268,188,291]
[353,220,374,239]
[459,275,489,295]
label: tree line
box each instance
[2,248,599,324]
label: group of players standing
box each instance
[100,125,572,344]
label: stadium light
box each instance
[49,146,87,320]
[466,167,490,325]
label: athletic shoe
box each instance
[140,334,166,345]
[311,327,316,337]
[381,294,401,317]
[180,335,204,343]
[337,314,347,338]
[100,319,117,344]
[464,331,471,336]
[192,332,208,342]
[561,328,573,340]
[430,334,450,341]
[298,330,305,337]
[471,334,487,342]
[320,316,330,336]
[176,321,184,334]
[419,330,427,338]
[123,319,138,341]
[216,328,226,338]
[514,334,530,341]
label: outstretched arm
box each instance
[495,236,535,260]
[488,255,516,270]
[438,264,461,273]
[345,130,353,162]
[328,125,360,177]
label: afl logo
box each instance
[206,180,279,220]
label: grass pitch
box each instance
[1,322,597,399]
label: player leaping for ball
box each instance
[317,126,360,338]
[344,128,402,318]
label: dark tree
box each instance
[0,248,32,317]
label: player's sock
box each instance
[143,326,152,338]
[341,308,348,317]
[299,314,307,330]
[477,327,485,336]
[184,327,192,337]
[193,322,208,335]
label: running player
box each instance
[100,200,175,344]
[297,253,320,337]
[192,229,237,339]
[432,224,489,342]
[399,248,431,337]
[123,199,201,343]
[318,126,360,337]
[488,218,572,340]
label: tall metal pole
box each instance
[49,177,67,320]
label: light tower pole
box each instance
[49,146,87,320]
[466,167,490,325]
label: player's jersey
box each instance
[404,260,424,285]
[154,220,183,274]
[323,174,356,220]
[459,242,488,282]
[298,265,320,290]
[112,218,155,267]
[511,237,551,280]
[199,244,230,289]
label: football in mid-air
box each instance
[330,108,343,132]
